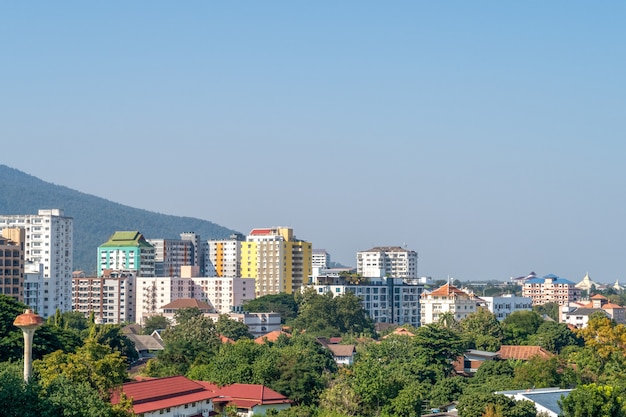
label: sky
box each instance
[1,2,625,283]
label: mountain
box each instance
[0,165,239,274]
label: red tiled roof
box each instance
[219,334,235,344]
[591,294,608,300]
[213,384,291,405]
[111,376,217,414]
[424,283,471,297]
[249,228,273,235]
[497,345,553,360]
[603,303,624,309]
[254,330,290,344]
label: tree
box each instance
[142,315,170,335]
[34,338,128,398]
[532,302,560,321]
[146,313,220,376]
[501,311,543,345]
[215,314,253,341]
[529,321,582,354]
[459,309,503,351]
[292,290,375,337]
[318,372,361,416]
[242,293,299,323]
[559,383,626,417]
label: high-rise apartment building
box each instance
[0,209,73,317]
[147,237,194,277]
[0,228,25,302]
[205,234,245,277]
[180,232,206,276]
[308,273,424,327]
[312,249,331,269]
[522,274,581,306]
[98,231,155,277]
[357,246,418,279]
[72,270,136,324]
[240,227,312,296]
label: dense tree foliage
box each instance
[292,289,376,337]
[142,314,170,335]
[242,293,299,323]
[215,314,253,340]
[559,383,626,417]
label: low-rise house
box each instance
[497,345,553,361]
[480,294,533,320]
[111,376,292,417]
[561,294,625,327]
[315,338,356,366]
[124,332,164,359]
[254,330,291,344]
[211,384,292,417]
[453,350,499,374]
[111,375,216,417]
[160,298,215,323]
[497,387,573,417]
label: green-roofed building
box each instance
[97,231,156,277]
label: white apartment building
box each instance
[24,262,43,310]
[420,283,480,325]
[147,238,194,277]
[206,312,282,337]
[312,249,330,269]
[480,294,533,320]
[72,270,136,324]
[0,209,73,317]
[357,246,418,279]
[205,234,244,277]
[308,274,423,327]
[135,266,255,324]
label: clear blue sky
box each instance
[2,2,625,283]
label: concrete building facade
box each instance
[0,209,73,317]
[135,267,255,324]
[241,228,312,296]
[308,273,423,327]
[205,234,244,278]
[98,231,155,277]
[356,246,418,279]
[420,283,480,325]
[71,270,136,324]
[0,228,25,302]
[522,274,581,306]
[480,294,533,320]
[147,237,194,277]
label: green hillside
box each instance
[0,165,239,274]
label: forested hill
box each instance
[0,165,239,274]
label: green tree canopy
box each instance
[242,293,299,323]
[215,314,253,341]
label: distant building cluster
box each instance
[1,208,625,334]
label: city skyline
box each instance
[2,2,625,283]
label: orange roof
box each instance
[603,303,624,309]
[423,283,472,297]
[254,330,290,344]
[212,384,291,406]
[383,327,415,338]
[219,334,235,344]
[591,294,608,300]
[497,345,553,360]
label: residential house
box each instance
[497,387,573,417]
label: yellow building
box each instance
[241,227,312,297]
